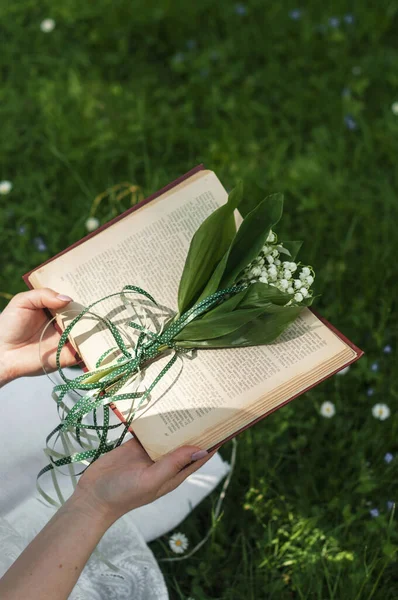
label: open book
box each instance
[24,165,363,461]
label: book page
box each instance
[29,170,227,370]
[120,309,353,459]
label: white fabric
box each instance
[0,370,230,599]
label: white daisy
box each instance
[40,18,56,32]
[372,403,391,421]
[85,216,100,232]
[0,180,12,195]
[169,532,189,554]
[337,365,350,376]
[320,401,336,418]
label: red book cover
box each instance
[23,164,364,454]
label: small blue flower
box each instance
[370,508,379,518]
[366,388,374,397]
[387,501,395,511]
[234,3,247,15]
[18,225,26,235]
[329,17,340,28]
[33,236,47,252]
[341,87,351,98]
[371,362,379,372]
[344,14,355,24]
[186,39,197,50]
[383,344,392,354]
[384,452,394,464]
[289,9,302,20]
[344,114,357,130]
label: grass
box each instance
[1,1,398,598]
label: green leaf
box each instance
[177,182,243,313]
[238,180,267,217]
[196,249,230,303]
[238,282,291,308]
[220,193,284,288]
[177,305,307,348]
[281,241,303,261]
[174,306,266,341]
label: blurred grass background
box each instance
[1,1,398,598]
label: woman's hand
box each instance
[74,438,213,524]
[0,439,214,600]
[0,288,79,386]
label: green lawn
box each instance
[1,1,398,598]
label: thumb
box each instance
[12,288,73,310]
[149,446,208,486]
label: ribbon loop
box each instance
[38,283,247,502]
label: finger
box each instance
[149,445,209,487]
[163,449,217,494]
[11,288,73,310]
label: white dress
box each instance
[0,371,230,599]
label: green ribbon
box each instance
[37,283,246,503]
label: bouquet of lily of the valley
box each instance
[39,183,316,497]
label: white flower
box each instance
[372,403,391,421]
[289,262,297,272]
[287,286,294,294]
[257,257,265,265]
[320,401,336,418]
[306,275,314,286]
[278,279,289,290]
[272,249,279,258]
[85,217,100,232]
[0,180,12,195]
[301,266,311,277]
[337,365,350,376]
[169,532,189,554]
[251,266,262,277]
[40,18,56,32]
[259,276,268,284]
[294,279,302,289]
[392,102,398,116]
[266,255,274,264]
[274,258,281,266]
[300,287,308,297]
[266,231,276,242]
[284,269,292,279]
[294,292,303,302]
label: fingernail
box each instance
[56,294,73,302]
[191,450,208,461]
